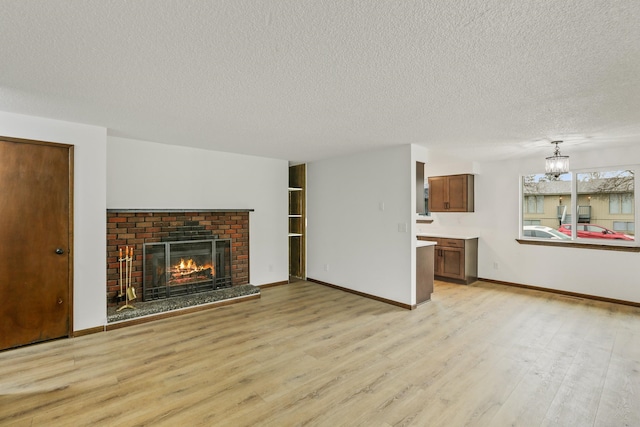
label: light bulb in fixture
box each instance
[545,140,569,178]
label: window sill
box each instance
[516,239,640,252]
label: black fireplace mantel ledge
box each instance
[107,284,260,323]
[107,208,255,213]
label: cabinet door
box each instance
[434,248,443,276]
[438,247,465,279]
[427,174,473,212]
[446,175,469,212]
[428,176,448,212]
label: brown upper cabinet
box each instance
[428,174,474,212]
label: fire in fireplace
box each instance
[143,239,232,301]
[171,257,213,285]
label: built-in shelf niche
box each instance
[289,164,306,279]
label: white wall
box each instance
[307,145,416,305]
[419,145,640,303]
[411,144,429,303]
[0,111,107,331]
[4,109,635,332]
[107,136,288,287]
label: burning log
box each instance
[169,267,213,285]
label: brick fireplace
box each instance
[106,210,250,307]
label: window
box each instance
[521,168,637,245]
[609,193,633,214]
[613,221,634,232]
[522,173,571,230]
[424,186,429,216]
[525,195,544,213]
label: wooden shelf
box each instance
[289,165,306,279]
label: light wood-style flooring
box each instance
[1,280,639,426]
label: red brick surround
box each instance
[106,211,249,306]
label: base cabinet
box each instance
[437,246,464,279]
[416,244,434,304]
[419,236,478,284]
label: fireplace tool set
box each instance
[117,246,137,312]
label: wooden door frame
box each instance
[0,135,74,339]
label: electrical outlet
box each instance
[379,202,385,211]
[398,223,408,232]
[493,262,499,270]
[324,264,329,271]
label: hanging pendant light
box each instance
[545,140,569,178]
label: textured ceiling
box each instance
[1,0,639,163]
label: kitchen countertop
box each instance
[416,240,437,248]
[416,232,479,240]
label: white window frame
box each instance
[519,165,639,246]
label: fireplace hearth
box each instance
[107,284,260,323]
[143,239,232,301]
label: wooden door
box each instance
[428,176,447,212]
[0,138,72,350]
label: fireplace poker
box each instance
[118,248,124,298]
